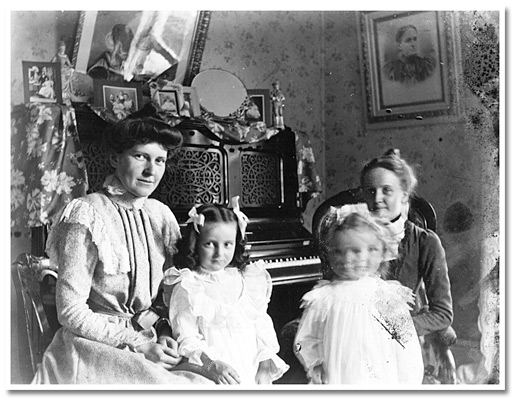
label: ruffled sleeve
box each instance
[243,261,289,382]
[46,198,123,274]
[294,282,331,375]
[168,271,221,365]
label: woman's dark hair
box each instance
[174,203,249,270]
[360,148,418,196]
[104,102,183,156]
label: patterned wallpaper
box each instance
[202,11,500,346]
[10,10,500,354]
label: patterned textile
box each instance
[11,103,88,237]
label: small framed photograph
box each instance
[93,79,142,120]
[180,86,201,118]
[156,90,180,114]
[22,61,62,104]
[246,89,271,125]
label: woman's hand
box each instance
[310,364,327,384]
[135,340,182,370]
[207,360,241,385]
[255,360,272,384]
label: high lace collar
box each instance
[102,174,147,210]
[196,266,238,282]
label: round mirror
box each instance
[192,69,248,117]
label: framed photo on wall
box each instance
[246,89,271,125]
[93,79,142,121]
[358,11,459,124]
[22,61,62,104]
[72,11,210,84]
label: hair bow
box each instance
[186,204,204,233]
[230,196,249,238]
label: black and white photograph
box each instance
[7,5,510,399]
[22,61,62,104]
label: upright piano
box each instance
[76,107,323,335]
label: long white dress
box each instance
[294,276,424,385]
[168,261,289,384]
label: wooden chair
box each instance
[11,253,218,383]
[11,253,59,378]
[278,187,457,384]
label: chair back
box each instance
[11,254,59,375]
[311,187,437,277]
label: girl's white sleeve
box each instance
[169,281,217,365]
[294,299,326,374]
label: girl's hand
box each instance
[207,360,241,385]
[135,341,182,369]
[255,360,272,384]
[310,364,327,384]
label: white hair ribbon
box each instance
[230,196,249,238]
[185,204,204,233]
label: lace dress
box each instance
[294,276,424,385]
[33,175,212,385]
[168,261,289,384]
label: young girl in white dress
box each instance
[294,205,424,385]
[166,197,289,385]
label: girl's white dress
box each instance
[294,276,424,385]
[167,261,289,384]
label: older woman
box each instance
[360,149,453,338]
[33,104,212,384]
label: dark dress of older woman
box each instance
[33,104,212,384]
[360,149,453,338]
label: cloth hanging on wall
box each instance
[11,103,89,237]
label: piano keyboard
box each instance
[253,255,323,285]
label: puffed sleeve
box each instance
[54,221,155,349]
[293,286,329,376]
[168,275,220,365]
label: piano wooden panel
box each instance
[75,104,322,304]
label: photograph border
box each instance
[358,11,459,125]
[156,90,181,114]
[22,61,62,105]
[246,89,271,125]
[93,79,143,117]
[181,86,201,118]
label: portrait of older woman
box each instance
[383,24,437,85]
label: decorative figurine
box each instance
[52,40,75,105]
[270,79,285,129]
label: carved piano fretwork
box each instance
[76,105,322,287]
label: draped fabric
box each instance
[11,103,88,237]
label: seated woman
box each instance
[359,149,454,343]
[33,104,212,384]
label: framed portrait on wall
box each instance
[358,11,460,124]
[72,11,211,84]
[246,89,271,125]
[93,79,142,121]
[22,61,62,104]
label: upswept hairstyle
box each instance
[103,102,183,157]
[319,212,392,280]
[395,24,418,44]
[174,203,249,270]
[360,148,418,197]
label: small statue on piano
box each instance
[270,79,286,129]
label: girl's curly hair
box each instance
[174,203,249,270]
